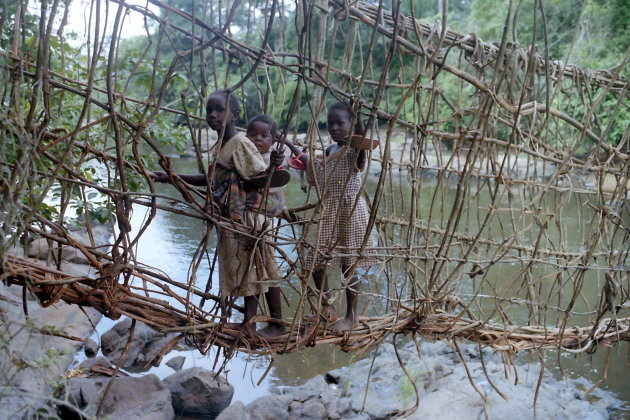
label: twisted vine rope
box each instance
[1,0,628,366]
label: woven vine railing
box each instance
[1,0,628,373]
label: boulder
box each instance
[243,395,293,420]
[215,340,621,420]
[29,237,77,262]
[215,401,248,420]
[324,341,621,420]
[163,367,234,417]
[215,384,364,420]
[100,318,179,372]
[0,278,101,420]
[289,397,327,419]
[165,355,186,371]
[28,222,112,264]
[77,355,112,372]
[83,338,99,358]
[63,374,173,420]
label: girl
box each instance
[153,90,288,336]
[286,101,378,334]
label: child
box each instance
[285,101,378,334]
[153,90,287,337]
[243,114,288,337]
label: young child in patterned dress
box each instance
[153,90,288,336]
[285,101,378,333]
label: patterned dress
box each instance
[212,133,282,297]
[213,138,284,220]
[303,147,378,272]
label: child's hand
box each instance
[151,171,170,183]
[270,149,285,167]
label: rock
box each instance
[329,341,621,420]
[100,318,179,372]
[163,367,234,417]
[242,395,292,420]
[216,401,248,420]
[290,397,327,419]
[28,222,113,264]
[28,237,75,261]
[218,392,364,420]
[77,355,112,372]
[585,173,630,198]
[328,396,354,419]
[83,337,99,357]
[0,277,102,420]
[215,340,622,420]
[165,355,186,371]
[63,374,173,420]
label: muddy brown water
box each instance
[83,157,628,417]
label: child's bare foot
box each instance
[330,316,356,334]
[303,305,339,323]
[257,323,286,338]
[223,322,247,332]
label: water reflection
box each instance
[128,158,627,408]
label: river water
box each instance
[88,157,628,416]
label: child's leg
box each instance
[330,266,360,333]
[265,287,283,320]
[243,295,259,324]
[304,268,338,321]
[312,268,329,299]
[231,295,258,331]
[258,287,286,338]
[224,294,259,332]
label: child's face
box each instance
[206,93,236,131]
[247,121,274,154]
[327,108,352,144]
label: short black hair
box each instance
[207,89,241,115]
[248,114,278,138]
[328,101,352,119]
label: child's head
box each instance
[206,89,240,131]
[246,114,278,154]
[327,101,355,144]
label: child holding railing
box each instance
[153,90,289,337]
[284,101,378,333]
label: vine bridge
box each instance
[1,0,629,369]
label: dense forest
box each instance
[2,0,628,151]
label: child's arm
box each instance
[283,140,308,166]
[151,171,208,186]
[356,149,367,171]
[353,119,368,171]
[268,149,285,169]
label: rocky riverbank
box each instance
[217,340,624,420]
[1,197,626,419]
[0,254,103,419]
[1,269,625,420]
[1,240,235,419]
